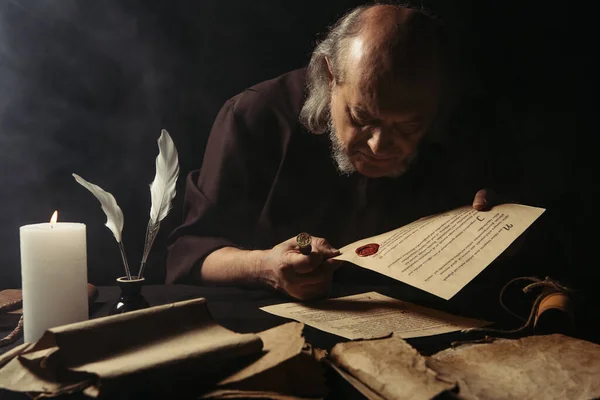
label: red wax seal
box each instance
[356,243,379,257]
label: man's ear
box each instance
[325,56,335,87]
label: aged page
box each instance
[327,334,600,400]
[260,292,488,340]
[329,334,456,400]
[334,204,545,300]
[427,334,600,400]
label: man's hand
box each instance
[259,236,341,301]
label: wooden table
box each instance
[1,266,526,399]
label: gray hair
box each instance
[299,4,447,135]
[299,6,369,134]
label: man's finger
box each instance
[473,188,498,211]
[311,236,341,258]
[287,252,323,274]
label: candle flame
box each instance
[50,210,58,224]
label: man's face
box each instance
[327,33,440,178]
[329,79,432,178]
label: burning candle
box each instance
[19,211,88,343]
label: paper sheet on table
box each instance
[334,203,545,300]
[260,292,489,340]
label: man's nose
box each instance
[366,128,394,155]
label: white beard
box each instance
[327,116,418,178]
[328,117,356,176]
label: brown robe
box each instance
[166,69,489,284]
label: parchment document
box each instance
[329,334,600,400]
[334,204,545,300]
[260,292,488,340]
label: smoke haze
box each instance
[0,0,585,290]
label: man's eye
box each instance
[399,122,422,135]
[349,115,366,127]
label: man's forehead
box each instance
[351,107,425,125]
[347,98,419,116]
[343,46,440,107]
[342,76,439,117]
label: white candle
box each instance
[19,211,88,343]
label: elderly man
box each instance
[166,4,501,300]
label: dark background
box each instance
[0,1,588,290]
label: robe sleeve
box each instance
[165,95,281,283]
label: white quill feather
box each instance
[138,129,180,278]
[73,173,132,279]
[72,173,124,242]
[150,129,179,224]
